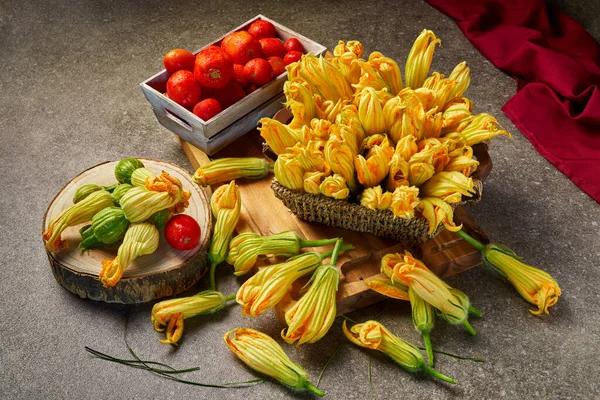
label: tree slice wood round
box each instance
[43,159,212,304]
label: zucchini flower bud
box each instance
[384,95,421,144]
[99,222,159,287]
[421,107,443,139]
[447,113,511,146]
[335,104,366,144]
[224,328,325,397]
[209,181,242,290]
[360,186,392,211]
[418,138,450,173]
[288,142,330,174]
[315,97,349,123]
[226,231,339,276]
[422,72,457,111]
[407,148,436,187]
[79,206,129,250]
[236,252,322,318]
[283,79,319,131]
[258,118,301,155]
[386,154,410,191]
[352,58,390,93]
[274,153,306,191]
[405,30,441,89]
[324,137,359,193]
[342,320,455,383]
[417,197,462,234]
[390,185,420,219]
[130,167,155,187]
[442,97,472,131]
[333,40,364,58]
[330,123,361,156]
[193,157,272,186]
[115,157,145,185]
[444,146,479,177]
[368,51,403,95]
[110,183,132,206]
[457,230,561,315]
[331,41,363,86]
[414,87,436,111]
[73,184,103,204]
[298,53,353,103]
[309,118,332,140]
[448,61,471,99]
[319,174,350,199]
[388,251,479,334]
[355,87,388,136]
[408,286,436,365]
[361,133,394,160]
[303,171,325,194]
[363,278,409,300]
[43,190,113,252]
[355,145,392,188]
[152,290,228,345]
[420,171,475,203]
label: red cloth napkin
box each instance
[426,0,600,203]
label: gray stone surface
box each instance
[1,0,599,399]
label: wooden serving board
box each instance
[181,128,489,317]
[43,159,212,303]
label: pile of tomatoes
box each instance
[163,19,305,122]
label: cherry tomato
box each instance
[194,46,233,89]
[244,58,274,85]
[247,20,277,40]
[193,98,222,121]
[283,51,302,65]
[267,56,286,76]
[284,38,303,53]
[166,70,202,109]
[164,214,201,251]
[231,63,249,87]
[163,49,196,74]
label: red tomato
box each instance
[220,32,237,50]
[231,64,249,87]
[194,46,233,89]
[164,214,201,251]
[163,49,196,73]
[166,70,202,108]
[212,81,246,109]
[247,20,277,40]
[284,37,303,53]
[246,82,261,94]
[267,56,286,76]
[259,38,286,59]
[244,58,274,85]
[223,31,262,65]
[193,98,222,121]
[283,51,302,65]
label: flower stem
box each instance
[300,237,341,248]
[423,332,434,366]
[329,239,344,266]
[421,365,457,384]
[318,243,354,261]
[224,293,236,302]
[268,163,275,170]
[463,320,477,336]
[209,261,218,291]
[456,229,485,252]
[305,382,325,397]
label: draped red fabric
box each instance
[426,0,600,202]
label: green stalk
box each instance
[305,382,325,397]
[209,260,218,291]
[224,293,236,302]
[267,164,275,170]
[329,239,344,266]
[456,229,485,251]
[421,365,457,384]
[423,332,434,366]
[299,237,342,248]
[318,243,354,261]
[463,320,477,336]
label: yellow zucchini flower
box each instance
[309,118,332,140]
[448,61,471,99]
[331,49,362,86]
[298,53,353,103]
[407,148,436,187]
[422,72,457,111]
[352,58,390,93]
[390,185,420,219]
[417,197,462,234]
[130,167,155,187]
[209,181,241,290]
[420,171,476,203]
[333,40,364,58]
[442,97,473,131]
[444,146,479,177]
[408,286,436,365]
[369,51,403,95]
[224,328,325,396]
[421,107,443,139]
[360,186,393,211]
[342,320,455,383]
[447,113,512,146]
[151,290,228,345]
[330,123,361,156]
[324,137,359,193]
[43,189,113,252]
[274,153,306,191]
[405,30,441,89]
[288,142,329,174]
[320,174,350,199]
[283,79,319,131]
[193,157,272,186]
[383,96,419,144]
[303,171,325,195]
[386,135,418,191]
[335,104,366,144]
[226,231,339,276]
[315,97,349,123]
[362,133,394,160]
[414,87,436,111]
[363,278,410,300]
[355,145,392,188]
[99,222,159,287]
[258,118,301,155]
[355,87,388,136]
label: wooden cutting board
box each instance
[181,124,490,316]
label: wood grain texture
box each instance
[43,159,212,303]
[182,129,489,319]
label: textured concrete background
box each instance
[1,0,599,399]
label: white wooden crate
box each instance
[140,15,327,155]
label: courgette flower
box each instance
[324,137,359,193]
[342,320,455,383]
[355,145,392,188]
[352,58,391,93]
[258,118,301,155]
[355,87,388,136]
[442,97,473,131]
[335,104,366,144]
[417,197,462,234]
[309,118,332,140]
[152,290,228,345]
[79,206,129,250]
[226,231,339,276]
[130,167,155,187]
[303,171,326,195]
[390,251,479,334]
[287,142,329,174]
[283,79,319,131]
[444,145,479,177]
[193,157,272,186]
[420,171,475,203]
[333,40,364,58]
[422,72,457,111]
[446,113,511,146]
[209,181,241,290]
[43,189,113,252]
[390,185,420,219]
[274,153,306,191]
[360,186,393,211]
[408,286,436,365]
[383,95,424,144]
[421,107,443,139]
[319,174,350,199]
[448,61,471,99]
[369,51,403,95]
[297,53,353,103]
[331,40,364,86]
[315,97,349,123]
[405,30,441,89]
[99,222,159,287]
[329,123,361,156]
[457,230,561,315]
[225,328,324,396]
